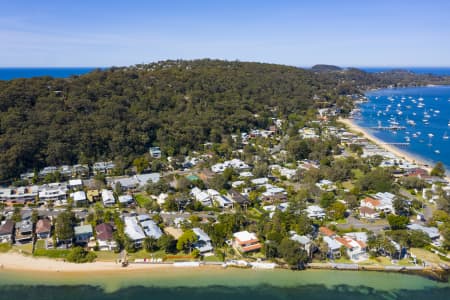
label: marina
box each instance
[355,86,450,170]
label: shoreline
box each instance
[0,252,447,283]
[338,117,444,177]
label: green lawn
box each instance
[12,243,33,255]
[135,193,152,207]
[94,251,121,261]
[33,248,70,259]
[35,239,46,249]
[0,243,11,253]
[128,249,166,261]
[203,255,223,262]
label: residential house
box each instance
[93,161,115,175]
[323,236,341,258]
[35,219,52,239]
[118,195,135,207]
[38,183,68,204]
[101,189,115,207]
[190,187,212,206]
[227,189,250,209]
[319,226,337,238]
[140,218,163,239]
[359,206,379,219]
[68,179,83,190]
[0,186,39,204]
[72,164,90,178]
[149,147,162,158]
[335,236,367,261]
[407,224,440,241]
[87,189,100,202]
[305,205,326,219]
[290,233,313,256]
[74,224,93,245]
[211,159,250,173]
[193,227,213,253]
[95,223,117,251]
[15,219,33,244]
[0,220,15,243]
[124,217,146,248]
[233,231,262,253]
[316,179,337,192]
[71,191,88,206]
[213,194,234,208]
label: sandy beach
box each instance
[0,252,200,273]
[338,118,435,173]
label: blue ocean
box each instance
[356,85,450,170]
[362,67,450,76]
[0,67,99,80]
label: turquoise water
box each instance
[357,86,450,170]
[0,269,448,300]
[0,67,99,80]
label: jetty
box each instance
[368,125,406,131]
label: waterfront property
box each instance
[233,231,262,253]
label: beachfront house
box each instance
[95,223,117,251]
[323,236,341,258]
[0,220,15,243]
[192,227,213,254]
[74,224,93,245]
[124,217,146,248]
[15,219,33,244]
[290,233,313,256]
[232,231,262,253]
[35,219,52,239]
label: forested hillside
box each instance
[1,59,449,180]
[0,60,339,180]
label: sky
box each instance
[1,0,450,67]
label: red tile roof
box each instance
[361,197,380,207]
[241,243,262,252]
[319,226,336,237]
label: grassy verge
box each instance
[33,248,70,259]
[135,193,152,208]
[0,243,12,253]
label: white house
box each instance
[71,191,87,206]
[192,227,213,253]
[101,189,115,206]
[124,217,146,247]
[305,205,326,219]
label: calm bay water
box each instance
[356,86,450,170]
[0,269,448,300]
[0,67,99,80]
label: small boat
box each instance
[435,150,440,154]
[443,132,449,140]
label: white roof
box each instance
[323,236,341,250]
[251,178,269,185]
[118,195,133,204]
[101,189,115,205]
[141,220,163,239]
[68,179,83,186]
[233,231,258,242]
[124,217,146,241]
[71,191,87,202]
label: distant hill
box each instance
[311,64,342,72]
